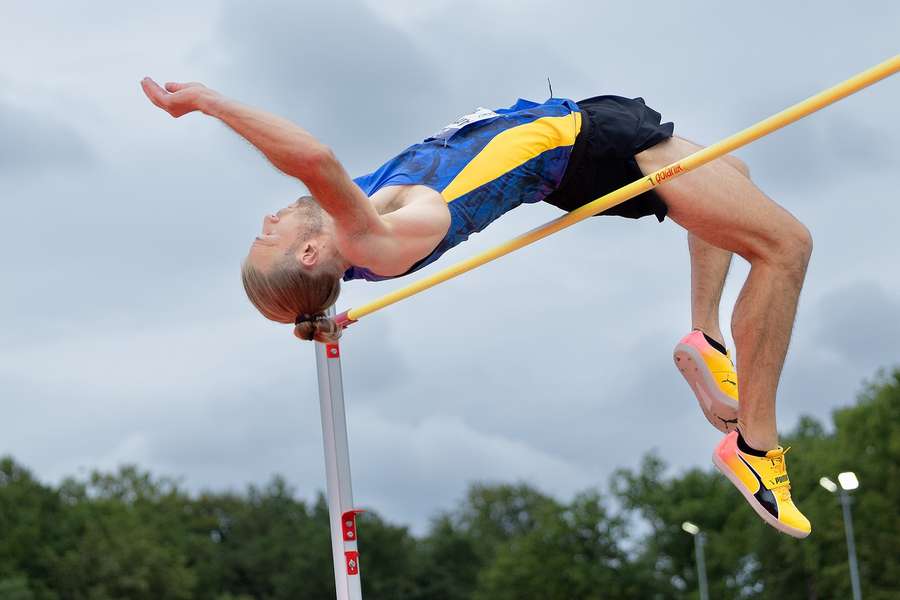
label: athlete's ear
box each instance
[298,242,319,267]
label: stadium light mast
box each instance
[681,521,709,600]
[820,473,862,600]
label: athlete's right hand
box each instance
[141,78,219,118]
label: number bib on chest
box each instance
[429,107,500,141]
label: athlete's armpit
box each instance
[339,190,451,277]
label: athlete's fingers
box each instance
[142,77,189,117]
[165,81,204,93]
[141,77,168,109]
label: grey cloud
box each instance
[760,278,900,428]
[0,316,326,488]
[3,0,900,535]
[0,159,268,341]
[214,0,445,171]
[340,315,412,396]
[350,410,596,534]
[740,102,899,193]
[813,281,900,368]
[0,98,93,173]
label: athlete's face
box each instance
[245,197,336,271]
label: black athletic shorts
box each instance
[544,95,675,221]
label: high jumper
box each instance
[142,55,899,542]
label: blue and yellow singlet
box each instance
[343,97,582,282]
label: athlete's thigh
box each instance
[634,137,798,260]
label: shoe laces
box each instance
[766,446,792,495]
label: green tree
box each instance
[201,478,334,600]
[474,491,639,600]
[356,510,418,600]
[406,514,481,600]
[0,458,63,600]
[46,466,197,599]
[0,575,36,600]
[832,369,900,599]
[611,367,900,600]
[613,454,759,599]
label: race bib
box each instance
[429,107,499,141]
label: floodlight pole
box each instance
[314,305,364,600]
[839,490,862,600]
[694,532,709,600]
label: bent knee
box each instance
[755,218,812,271]
[793,221,813,264]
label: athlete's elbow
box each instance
[290,143,335,178]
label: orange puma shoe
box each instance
[713,431,811,538]
[674,330,738,432]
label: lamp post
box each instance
[819,472,862,600]
[682,521,709,600]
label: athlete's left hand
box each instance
[141,77,219,118]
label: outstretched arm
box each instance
[140,78,379,237]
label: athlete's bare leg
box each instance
[689,233,731,345]
[686,152,747,346]
[636,137,812,450]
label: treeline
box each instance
[2,369,898,600]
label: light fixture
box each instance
[821,471,863,600]
[819,476,838,493]
[681,521,708,600]
[682,521,700,535]
[838,471,859,491]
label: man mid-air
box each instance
[142,76,814,539]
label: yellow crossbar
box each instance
[336,55,900,327]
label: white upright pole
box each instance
[839,491,862,600]
[315,305,363,600]
[695,532,709,600]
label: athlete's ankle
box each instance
[736,422,777,453]
[736,430,768,456]
[692,327,727,355]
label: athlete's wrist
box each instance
[198,90,227,117]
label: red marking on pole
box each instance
[342,509,365,541]
[335,310,357,329]
[326,343,340,358]
[345,551,360,575]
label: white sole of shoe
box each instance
[674,342,739,433]
[712,451,810,539]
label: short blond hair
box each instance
[241,255,342,342]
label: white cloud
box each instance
[350,409,596,533]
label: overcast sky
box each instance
[2,1,899,534]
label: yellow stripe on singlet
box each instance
[440,111,582,202]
